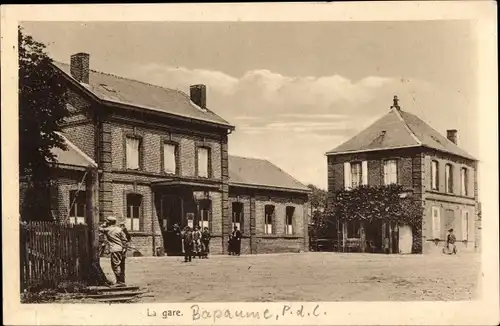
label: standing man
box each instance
[446,228,457,255]
[183,226,194,262]
[231,225,242,256]
[193,226,202,259]
[201,227,211,259]
[99,216,129,287]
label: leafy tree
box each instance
[307,184,327,212]
[19,27,69,221]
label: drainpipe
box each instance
[151,190,156,256]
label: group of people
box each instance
[228,225,242,256]
[182,226,211,262]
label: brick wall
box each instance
[228,189,309,254]
[110,123,222,179]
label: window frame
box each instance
[445,163,454,193]
[431,160,439,191]
[461,167,469,196]
[431,206,441,239]
[350,161,363,188]
[125,193,143,231]
[264,204,275,235]
[196,146,212,178]
[69,190,87,225]
[383,159,398,185]
[161,140,180,175]
[198,199,212,231]
[232,202,244,231]
[461,210,469,241]
[285,206,295,235]
[124,134,143,171]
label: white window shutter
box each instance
[198,148,209,177]
[362,161,368,185]
[343,162,352,189]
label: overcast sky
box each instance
[21,21,478,189]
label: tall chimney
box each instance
[70,53,90,84]
[446,129,458,145]
[190,84,207,109]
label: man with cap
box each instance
[99,216,130,286]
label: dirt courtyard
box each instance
[100,252,481,302]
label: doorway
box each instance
[160,195,184,256]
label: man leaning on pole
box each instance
[99,216,130,287]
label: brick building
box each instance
[43,53,310,256]
[326,96,480,254]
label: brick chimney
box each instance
[446,129,458,145]
[70,53,90,84]
[190,84,207,109]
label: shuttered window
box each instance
[126,194,142,231]
[285,206,295,235]
[197,147,209,178]
[445,164,453,193]
[69,190,86,225]
[431,160,439,190]
[264,205,275,234]
[461,210,469,241]
[461,168,469,196]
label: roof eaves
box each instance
[325,144,421,156]
[55,131,97,168]
[229,181,311,194]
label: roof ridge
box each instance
[392,108,422,145]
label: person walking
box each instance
[201,227,211,258]
[99,216,129,287]
[231,225,242,256]
[183,226,194,262]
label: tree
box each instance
[19,27,69,221]
[307,184,327,213]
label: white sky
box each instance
[21,21,479,189]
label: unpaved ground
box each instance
[100,252,481,302]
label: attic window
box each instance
[99,83,116,93]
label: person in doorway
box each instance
[193,226,202,258]
[172,223,182,256]
[231,225,242,256]
[99,216,129,287]
[183,226,194,262]
[201,227,211,258]
[446,228,457,255]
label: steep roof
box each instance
[51,62,234,129]
[229,156,310,193]
[51,132,97,169]
[326,108,476,160]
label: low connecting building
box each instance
[41,53,310,256]
[326,96,480,254]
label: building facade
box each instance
[43,52,310,256]
[326,97,480,254]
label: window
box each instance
[199,199,211,230]
[197,147,210,178]
[232,202,243,230]
[445,164,453,193]
[461,168,469,196]
[431,160,439,190]
[285,206,295,235]
[126,137,141,170]
[69,190,86,224]
[432,206,441,239]
[344,161,367,189]
[461,211,469,241]
[264,205,275,234]
[126,194,142,231]
[383,160,398,185]
[351,162,362,188]
[163,143,177,174]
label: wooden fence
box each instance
[20,221,91,291]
